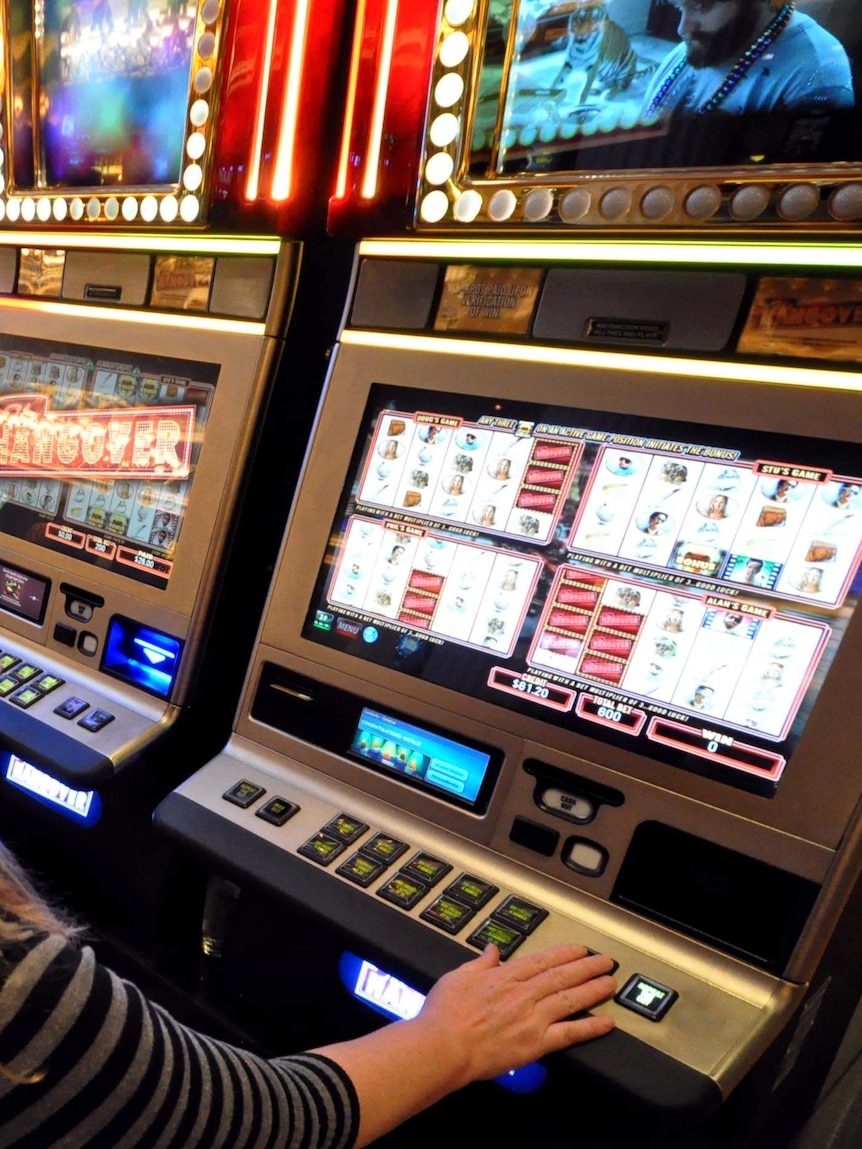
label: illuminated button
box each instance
[77,708,115,733]
[359,833,409,867]
[9,686,41,709]
[0,676,19,696]
[778,183,820,221]
[298,832,345,867]
[616,973,678,1021]
[14,664,42,683]
[0,654,20,672]
[467,917,524,959]
[54,696,89,720]
[829,184,862,222]
[67,599,94,622]
[222,779,265,809]
[492,895,547,935]
[337,852,385,888]
[33,674,65,694]
[445,873,498,909]
[255,796,299,826]
[400,852,452,888]
[323,813,369,844]
[377,873,428,909]
[562,838,608,877]
[421,894,476,935]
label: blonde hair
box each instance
[0,841,81,1083]
[0,839,80,945]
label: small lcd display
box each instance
[471,0,861,177]
[0,333,217,589]
[350,707,495,806]
[303,384,862,794]
[0,564,49,624]
[11,1,199,191]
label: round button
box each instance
[599,187,632,220]
[640,186,675,221]
[729,185,771,221]
[777,183,821,221]
[684,185,722,220]
[524,188,553,221]
[559,188,591,222]
[828,184,862,222]
[420,190,450,223]
[488,189,516,221]
[453,189,483,222]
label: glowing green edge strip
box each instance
[340,329,862,392]
[358,238,862,270]
[0,233,282,256]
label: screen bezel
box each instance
[414,0,862,231]
[246,333,862,850]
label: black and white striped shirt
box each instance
[0,932,359,1149]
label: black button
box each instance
[400,852,452,888]
[359,833,409,867]
[492,895,548,935]
[323,813,369,843]
[466,918,524,959]
[53,624,76,647]
[509,816,559,857]
[54,696,89,720]
[222,779,265,809]
[255,797,299,826]
[616,974,678,1021]
[421,895,476,935]
[78,709,115,732]
[298,832,345,866]
[444,873,498,909]
[337,852,385,888]
[377,873,428,909]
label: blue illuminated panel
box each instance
[338,951,546,1094]
[4,754,101,825]
[351,708,492,807]
[102,618,182,699]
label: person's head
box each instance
[744,557,763,575]
[673,0,774,69]
[648,511,667,530]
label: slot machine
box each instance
[155,0,862,1143]
[0,0,350,935]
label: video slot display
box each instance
[304,385,862,795]
[0,333,217,589]
[10,0,199,191]
[473,0,861,176]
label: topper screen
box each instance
[11,1,198,191]
[0,333,217,589]
[302,385,862,795]
[471,0,861,177]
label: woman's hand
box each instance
[415,942,617,1087]
[318,941,616,1147]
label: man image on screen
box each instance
[642,0,855,120]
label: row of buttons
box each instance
[221,778,679,1019]
[0,650,114,731]
[224,779,548,958]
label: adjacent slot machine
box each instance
[0,1,348,856]
[156,1,862,1144]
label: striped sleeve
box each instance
[0,935,359,1149]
